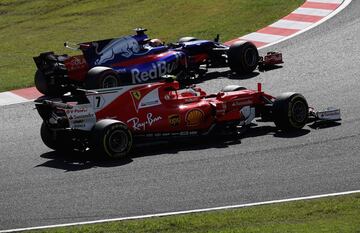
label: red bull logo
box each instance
[131,53,181,84]
[94,36,141,65]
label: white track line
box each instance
[1,189,360,233]
[261,0,352,49]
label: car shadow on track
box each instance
[35,123,317,172]
[308,121,341,129]
[37,151,133,172]
[36,136,242,172]
[242,125,311,139]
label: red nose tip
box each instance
[257,83,262,92]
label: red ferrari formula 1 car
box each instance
[35,79,340,159]
[33,28,282,96]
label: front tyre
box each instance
[227,41,259,74]
[85,67,119,90]
[91,119,133,159]
[272,93,309,131]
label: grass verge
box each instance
[0,0,303,92]
[23,193,360,233]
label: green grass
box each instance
[25,193,360,233]
[0,0,303,92]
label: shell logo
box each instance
[185,109,204,127]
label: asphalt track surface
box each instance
[1,2,360,230]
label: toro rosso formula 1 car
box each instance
[34,79,340,159]
[33,28,282,96]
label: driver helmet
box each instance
[149,38,164,47]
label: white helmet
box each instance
[149,38,163,47]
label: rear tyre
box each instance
[91,119,133,159]
[40,122,70,151]
[221,85,247,92]
[272,92,309,131]
[227,41,259,74]
[34,70,49,95]
[85,67,119,90]
[35,70,64,96]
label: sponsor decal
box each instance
[231,98,253,107]
[316,108,341,120]
[168,114,180,127]
[65,108,87,114]
[184,97,199,103]
[65,104,96,131]
[131,90,141,100]
[94,36,145,65]
[65,56,87,71]
[185,109,204,127]
[140,100,159,107]
[127,113,162,131]
[131,54,180,84]
[140,131,198,137]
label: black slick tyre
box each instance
[272,92,309,131]
[221,85,247,92]
[34,70,50,95]
[91,119,133,159]
[35,69,65,96]
[85,67,119,89]
[40,122,70,151]
[227,41,259,74]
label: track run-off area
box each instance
[0,0,348,106]
[1,0,359,231]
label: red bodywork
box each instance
[90,81,274,134]
[63,55,89,82]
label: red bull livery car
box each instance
[33,28,282,96]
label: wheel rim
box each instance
[292,100,307,123]
[102,75,118,88]
[108,130,128,153]
[244,47,258,67]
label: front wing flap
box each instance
[309,107,341,121]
